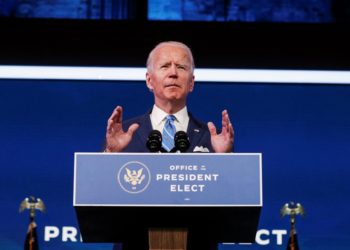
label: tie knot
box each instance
[166,115,176,122]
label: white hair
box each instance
[146,41,195,73]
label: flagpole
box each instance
[29,219,33,250]
[281,201,305,250]
[19,196,46,250]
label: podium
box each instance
[74,153,262,248]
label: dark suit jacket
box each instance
[122,111,214,153]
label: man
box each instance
[105,41,234,250]
[105,41,233,154]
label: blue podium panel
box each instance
[74,153,262,206]
[74,153,262,243]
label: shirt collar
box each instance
[151,105,188,126]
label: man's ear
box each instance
[145,72,153,91]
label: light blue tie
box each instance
[162,115,176,152]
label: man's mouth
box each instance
[165,83,180,88]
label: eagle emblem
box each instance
[117,161,151,194]
[124,168,145,186]
[19,196,46,219]
[280,202,305,217]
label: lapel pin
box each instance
[194,129,200,132]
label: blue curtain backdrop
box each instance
[0,79,349,249]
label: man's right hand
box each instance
[105,106,139,152]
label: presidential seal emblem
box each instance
[117,161,151,194]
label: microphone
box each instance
[146,130,163,152]
[173,131,190,153]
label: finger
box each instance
[108,106,123,123]
[127,123,140,136]
[225,110,231,124]
[207,122,217,136]
[106,119,114,133]
[107,106,123,133]
[225,110,234,136]
[226,111,232,134]
[116,106,123,123]
[229,122,234,139]
[221,110,230,134]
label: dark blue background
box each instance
[0,79,349,249]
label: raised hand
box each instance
[207,110,234,153]
[105,106,139,152]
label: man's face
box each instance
[146,45,194,107]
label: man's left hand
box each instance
[208,110,234,153]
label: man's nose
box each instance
[169,64,178,76]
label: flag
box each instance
[286,224,299,250]
[24,221,39,250]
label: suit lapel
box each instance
[134,112,153,149]
[187,113,207,151]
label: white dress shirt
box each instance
[149,105,189,134]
